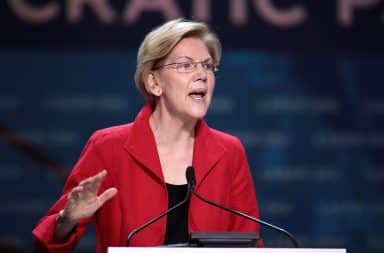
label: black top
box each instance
[164,183,189,245]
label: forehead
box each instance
[168,37,211,60]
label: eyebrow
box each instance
[172,56,213,62]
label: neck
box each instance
[149,105,197,149]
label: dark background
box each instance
[1,0,383,252]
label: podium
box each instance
[108,248,347,253]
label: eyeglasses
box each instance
[154,60,219,73]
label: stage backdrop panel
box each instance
[0,1,383,253]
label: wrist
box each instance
[54,209,77,242]
[56,209,77,227]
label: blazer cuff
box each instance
[32,213,78,253]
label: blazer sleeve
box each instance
[229,138,264,246]
[32,132,110,253]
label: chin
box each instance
[187,106,209,120]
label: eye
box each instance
[202,62,214,71]
[177,62,193,70]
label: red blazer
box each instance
[32,104,262,253]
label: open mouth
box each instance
[189,90,206,100]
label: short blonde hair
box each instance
[135,18,222,106]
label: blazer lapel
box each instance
[123,105,164,184]
[123,105,226,187]
[192,120,226,189]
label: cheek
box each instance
[161,74,189,95]
[158,72,178,89]
[208,76,216,91]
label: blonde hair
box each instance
[135,18,222,106]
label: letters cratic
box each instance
[6,0,383,27]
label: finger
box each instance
[79,170,107,197]
[79,170,106,186]
[79,170,107,193]
[98,187,118,206]
[68,186,83,200]
[89,170,108,193]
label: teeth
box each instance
[189,93,204,99]
[190,92,205,96]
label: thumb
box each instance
[98,187,118,207]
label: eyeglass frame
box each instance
[152,58,219,73]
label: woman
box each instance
[32,18,261,253]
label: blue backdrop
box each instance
[1,1,383,253]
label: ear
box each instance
[145,72,163,97]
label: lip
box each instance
[188,89,207,100]
[188,88,207,97]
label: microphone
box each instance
[125,168,194,246]
[186,166,300,248]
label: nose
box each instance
[195,62,209,74]
[194,63,208,81]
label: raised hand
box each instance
[54,170,117,241]
[63,170,117,222]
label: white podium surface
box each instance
[108,248,346,253]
